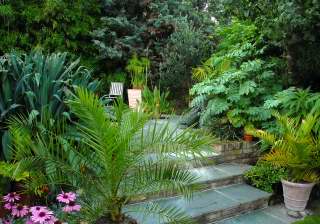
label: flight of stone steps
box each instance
[125,140,272,224]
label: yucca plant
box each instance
[9,88,214,223]
[0,51,99,160]
[246,112,320,183]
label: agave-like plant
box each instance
[9,88,214,223]
[0,51,99,160]
[246,112,320,183]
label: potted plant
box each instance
[243,124,254,142]
[246,113,320,212]
[126,54,150,109]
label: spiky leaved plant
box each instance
[67,88,213,223]
[9,88,214,223]
[126,54,150,89]
[0,51,99,160]
[141,86,171,118]
[246,112,320,183]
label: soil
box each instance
[95,215,138,224]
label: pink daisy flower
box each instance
[62,201,81,213]
[4,202,15,210]
[44,216,58,224]
[3,192,20,202]
[11,205,29,217]
[29,206,49,215]
[25,219,34,224]
[31,209,54,224]
[56,191,76,204]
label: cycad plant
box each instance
[67,88,213,223]
[9,88,213,223]
[246,112,320,183]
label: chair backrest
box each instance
[109,82,124,96]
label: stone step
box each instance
[125,184,271,223]
[130,163,251,203]
[158,148,258,167]
[190,163,251,189]
[214,204,300,224]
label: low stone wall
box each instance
[213,141,260,164]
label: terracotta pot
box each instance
[127,89,142,109]
[282,179,315,212]
[243,134,253,142]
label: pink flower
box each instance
[31,209,54,224]
[56,191,76,204]
[1,218,12,224]
[62,201,81,213]
[4,202,15,210]
[3,192,20,202]
[25,218,35,224]
[11,204,29,217]
[44,216,58,224]
[30,206,49,215]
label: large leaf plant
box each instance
[190,21,284,137]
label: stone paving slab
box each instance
[125,184,271,224]
[216,184,270,203]
[130,164,252,203]
[215,204,301,224]
[191,163,251,184]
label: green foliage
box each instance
[246,112,320,183]
[126,54,150,89]
[142,87,171,118]
[100,71,127,93]
[245,161,288,193]
[0,161,29,182]
[0,0,102,68]
[93,0,214,96]
[191,21,284,133]
[7,113,76,196]
[293,216,320,224]
[160,20,213,99]
[66,88,213,222]
[0,51,99,160]
[264,87,320,121]
[8,88,214,223]
[209,0,320,88]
